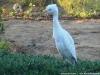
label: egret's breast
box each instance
[53,28,75,58]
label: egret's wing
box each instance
[63,29,77,60]
[54,29,75,58]
[53,27,77,61]
[54,36,72,59]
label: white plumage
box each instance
[45,4,77,65]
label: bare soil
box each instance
[2,19,100,61]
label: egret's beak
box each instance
[43,9,52,19]
[43,9,47,13]
[43,9,48,16]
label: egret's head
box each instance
[44,4,58,15]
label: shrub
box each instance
[0,7,2,17]
[57,0,100,18]
[0,22,4,32]
[21,0,35,6]
[0,39,11,52]
[0,52,100,75]
[8,0,45,7]
[0,7,4,32]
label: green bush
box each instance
[0,7,4,32]
[0,7,2,17]
[0,22,4,32]
[0,52,100,75]
[8,0,35,6]
[58,0,100,18]
[21,0,35,6]
[0,39,10,52]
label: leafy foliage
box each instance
[0,52,100,75]
[0,0,100,19]
[0,8,2,18]
[58,0,100,18]
[0,8,4,32]
[21,0,35,6]
[0,39,11,52]
[8,0,45,7]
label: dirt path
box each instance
[3,19,100,61]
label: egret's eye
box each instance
[48,8,52,11]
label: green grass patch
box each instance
[0,39,10,52]
[0,51,100,75]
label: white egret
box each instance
[44,4,77,65]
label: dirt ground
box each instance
[2,19,100,61]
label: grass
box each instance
[0,39,10,51]
[0,50,100,75]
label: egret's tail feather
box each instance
[71,57,77,66]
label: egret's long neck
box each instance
[53,13,61,28]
